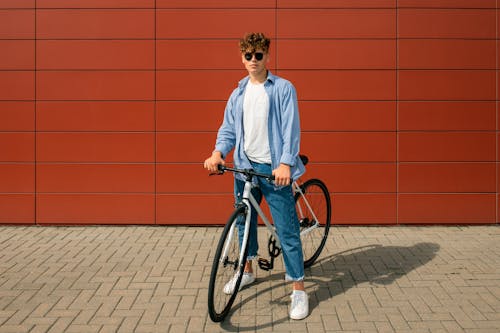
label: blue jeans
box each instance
[234,162,304,281]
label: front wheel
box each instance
[208,206,248,322]
[294,178,332,268]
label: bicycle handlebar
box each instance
[217,164,275,182]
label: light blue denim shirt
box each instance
[215,71,306,182]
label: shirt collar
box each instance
[238,70,275,91]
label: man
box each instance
[203,32,308,320]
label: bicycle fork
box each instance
[221,204,251,272]
[220,181,254,275]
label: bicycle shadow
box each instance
[218,242,440,332]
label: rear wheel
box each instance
[208,206,248,322]
[294,179,331,268]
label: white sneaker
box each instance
[223,272,255,295]
[289,290,309,320]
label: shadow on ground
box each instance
[218,242,440,332]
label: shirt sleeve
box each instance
[279,83,301,167]
[214,92,237,158]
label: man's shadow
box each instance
[219,242,440,331]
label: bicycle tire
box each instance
[294,178,332,268]
[208,206,249,322]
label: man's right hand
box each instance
[204,151,225,173]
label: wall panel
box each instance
[157,40,242,70]
[0,9,34,39]
[399,132,495,162]
[399,40,495,70]
[0,72,34,100]
[156,10,275,38]
[398,102,495,131]
[157,0,275,9]
[157,164,232,194]
[0,133,34,162]
[156,194,235,225]
[277,9,395,38]
[157,133,217,163]
[277,40,396,69]
[0,40,34,69]
[300,101,396,131]
[156,101,226,131]
[0,164,34,192]
[0,102,34,131]
[304,164,397,193]
[37,133,155,163]
[301,133,396,163]
[156,70,243,101]
[37,0,155,8]
[37,71,155,101]
[37,194,155,224]
[331,194,397,225]
[281,70,396,100]
[0,195,35,224]
[398,0,495,8]
[398,70,495,101]
[0,0,34,8]
[398,9,496,38]
[36,101,154,132]
[399,163,496,193]
[37,164,155,193]
[398,194,496,224]
[36,9,154,39]
[277,0,395,8]
[37,40,155,70]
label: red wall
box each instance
[0,0,498,225]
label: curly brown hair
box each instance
[239,32,270,53]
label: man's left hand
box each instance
[272,163,291,186]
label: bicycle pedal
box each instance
[258,258,272,271]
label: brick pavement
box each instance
[0,225,498,333]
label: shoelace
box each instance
[290,292,304,308]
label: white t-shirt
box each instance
[243,81,272,164]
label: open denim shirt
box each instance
[214,71,306,184]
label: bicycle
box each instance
[207,155,332,322]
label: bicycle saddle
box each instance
[299,154,309,166]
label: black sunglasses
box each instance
[244,52,264,61]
